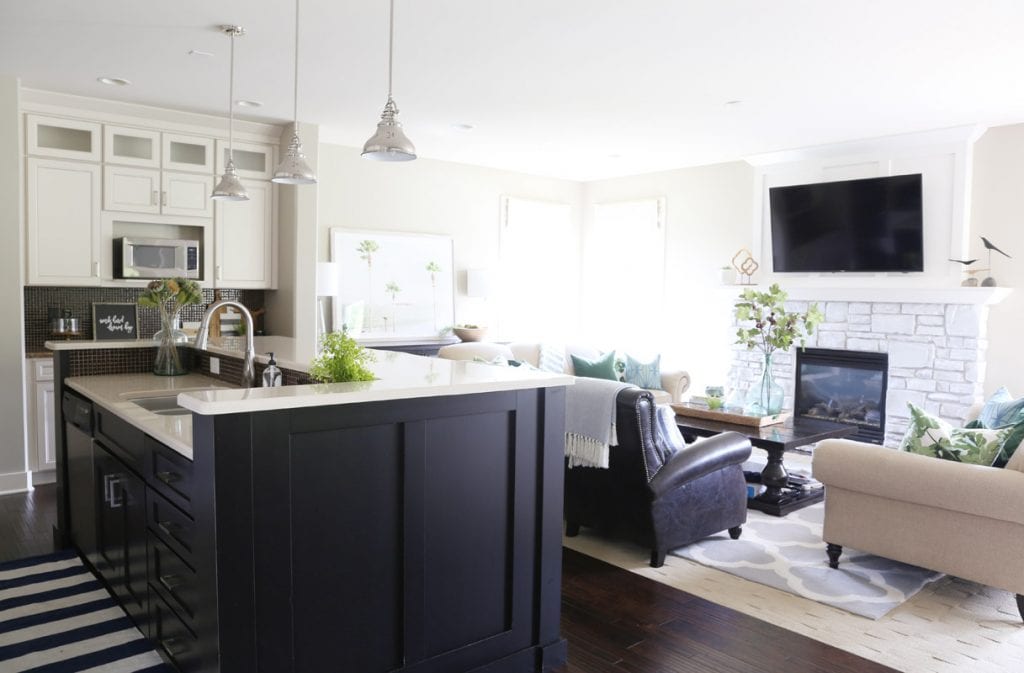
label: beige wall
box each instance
[0,76,27,492]
[316,143,584,330]
[583,162,756,392]
[970,124,1024,397]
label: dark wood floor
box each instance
[1,486,894,673]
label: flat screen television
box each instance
[769,174,924,273]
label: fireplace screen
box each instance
[795,348,888,444]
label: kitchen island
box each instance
[50,342,573,673]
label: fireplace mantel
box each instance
[727,285,1012,306]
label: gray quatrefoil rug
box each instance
[671,503,943,619]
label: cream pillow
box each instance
[1006,446,1024,473]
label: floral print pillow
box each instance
[899,403,1010,466]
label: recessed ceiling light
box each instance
[451,123,475,132]
[235,100,263,108]
[724,100,743,108]
[607,153,622,159]
[97,77,131,86]
[188,49,214,57]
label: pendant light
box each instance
[272,0,317,184]
[212,25,250,201]
[362,0,416,161]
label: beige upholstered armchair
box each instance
[813,439,1024,621]
[437,341,691,404]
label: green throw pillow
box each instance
[623,354,662,390]
[570,351,619,381]
[899,403,1010,466]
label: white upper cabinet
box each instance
[104,126,161,168]
[162,171,214,218]
[104,165,161,214]
[27,158,102,285]
[163,133,215,173]
[214,178,276,288]
[27,115,102,161]
[216,139,276,180]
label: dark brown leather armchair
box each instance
[564,387,752,567]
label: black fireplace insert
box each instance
[794,348,888,444]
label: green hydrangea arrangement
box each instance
[734,283,823,354]
[309,331,376,383]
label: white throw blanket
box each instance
[565,378,630,468]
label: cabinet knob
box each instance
[156,470,181,485]
[93,261,100,277]
[161,190,167,207]
[159,573,183,592]
[215,265,222,281]
[161,637,189,657]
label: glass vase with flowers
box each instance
[138,277,203,376]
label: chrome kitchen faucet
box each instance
[194,300,256,388]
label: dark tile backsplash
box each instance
[25,286,265,353]
[64,346,310,385]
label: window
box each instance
[498,197,576,341]
[581,198,665,353]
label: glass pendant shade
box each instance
[362,96,416,161]
[211,160,249,201]
[273,127,317,183]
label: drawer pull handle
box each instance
[161,637,188,657]
[156,470,181,485]
[159,573,183,592]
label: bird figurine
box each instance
[979,237,1012,286]
[948,258,978,266]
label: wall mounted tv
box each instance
[769,174,924,273]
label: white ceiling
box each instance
[3,1,1024,181]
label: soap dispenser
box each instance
[261,352,282,387]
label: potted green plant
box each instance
[138,277,203,376]
[734,284,822,415]
[309,331,376,383]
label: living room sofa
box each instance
[437,341,690,404]
[813,438,1024,620]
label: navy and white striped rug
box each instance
[0,551,169,672]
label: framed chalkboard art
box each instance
[92,303,139,340]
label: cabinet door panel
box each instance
[104,166,160,214]
[36,382,56,470]
[104,126,161,168]
[162,172,213,218]
[26,158,101,285]
[26,115,101,161]
[215,140,275,179]
[163,134,214,173]
[214,179,276,288]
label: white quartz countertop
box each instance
[65,373,233,459]
[178,350,573,416]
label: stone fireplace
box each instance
[728,291,999,447]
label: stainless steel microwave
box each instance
[113,237,200,279]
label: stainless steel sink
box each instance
[129,395,191,416]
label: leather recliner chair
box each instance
[564,387,753,567]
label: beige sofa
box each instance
[813,439,1024,620]
[437,341,690,404]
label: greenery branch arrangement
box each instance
[309,331,376,383]
[137,277,203,323]
[734,283,823,354]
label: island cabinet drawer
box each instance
[150,590,200,673]
[94,406,145,472]
[145,437,193,514]
[148,533,197,627]
[148,489,195,565]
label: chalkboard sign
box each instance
[92,303,139,340]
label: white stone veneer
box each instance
[728,301,988,447]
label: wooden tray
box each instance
[671,403,791,427]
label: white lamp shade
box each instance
[466,268,492,298]
[316,262,341,296]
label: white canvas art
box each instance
[330,228,455,339]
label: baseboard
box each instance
[0,470,31,495]
[31,470,56,486]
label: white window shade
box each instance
[498,197,576,341]
[581,198,666,353]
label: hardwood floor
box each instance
[0,483,56,563]
[0,487,895,673]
